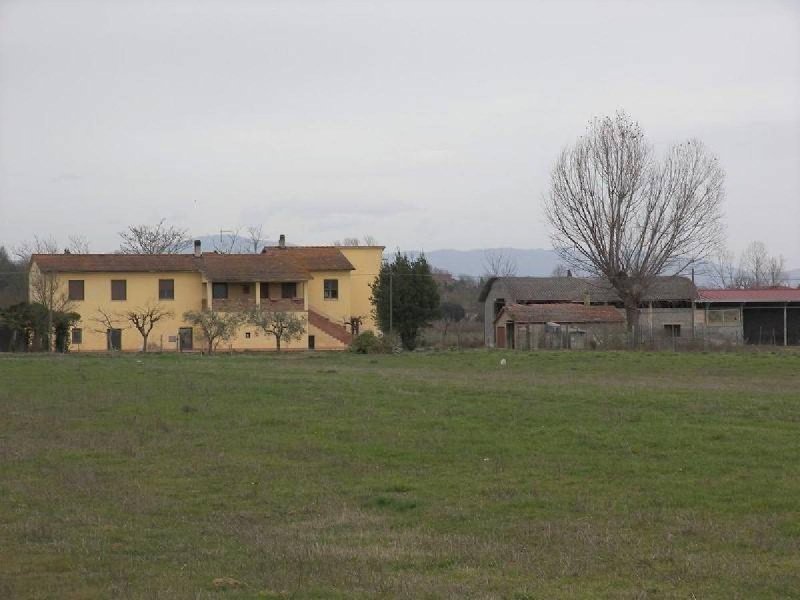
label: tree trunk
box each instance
[624,302,640,348]
[142,334,149,353]
[47,310,53,352]
[207,339,214,354]
[275,335,281,352]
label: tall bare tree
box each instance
[245,225,265,253]
[119,219,191,254]
[483,249,518,277]
[545,111,724,333]
[122,303,174,352]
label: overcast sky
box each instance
[1,0,798,264]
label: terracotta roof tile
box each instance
[31,246,355,281]
[496,303,625,324]
[480,276,697,303]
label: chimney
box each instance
[193,239,202,257]
[278,234,286,249]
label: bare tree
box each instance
[183,309,242,354]
[28,266,73,352]
[545,111,724,334]
[122,303,174,352]
[214,227,242,254]
[91,307,127,350]
[362,235,378,246]
[483,249,518,277]
[708,248,742,289]
[709,242,786,288]
[551,263,570,277]
[67,235,90,254]
[13,235,59,263]
[246,306,306,351]
[119,219,191,254]
[739,241,786,288]
[245,225,265,253]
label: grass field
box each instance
[1,350,799,599]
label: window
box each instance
[245,332,251,339]
[281,282,297,299]
[68,280,84,301]
[494,298,505,318]
[159,279,175,300]
[111,279,127,301]
[242,284,250,295]
[664,324,681,337]
[323,279,338,300]
[212,282,228,299]
[71,328,82,345]
[260,283,270,299]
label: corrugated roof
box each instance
[697,288,800,303]
[31,246,355,281]
[496,303,625,324]
[479,276,697,303]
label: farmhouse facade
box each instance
[29,240,383,352]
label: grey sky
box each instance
[1,0,798,265]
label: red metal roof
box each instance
[697,288,800,303]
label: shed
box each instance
[696,288,800,346]
[494,303,626,350]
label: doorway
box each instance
[308,335,315,350]
[179,327,193,351]
[107,328,122,351]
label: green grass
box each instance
[1,350,799,599]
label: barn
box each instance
[696,288,800,346]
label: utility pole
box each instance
[389,271,393,336]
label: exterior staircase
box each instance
[308,308,353,346]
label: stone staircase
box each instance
[308,308,353,346]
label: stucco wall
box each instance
[337,247,382,332]
[45,270,204,352]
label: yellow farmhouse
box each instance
[29,238,383,352]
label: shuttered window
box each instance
[111,280,127,301]
[68,280,84,301]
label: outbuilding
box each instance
[696,288,800,346]
[494,303,626,350]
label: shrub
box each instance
[350,331,391,354]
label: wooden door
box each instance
[178,327,193,351]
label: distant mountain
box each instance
[403,248,561,278]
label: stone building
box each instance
[479,276,697,347]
